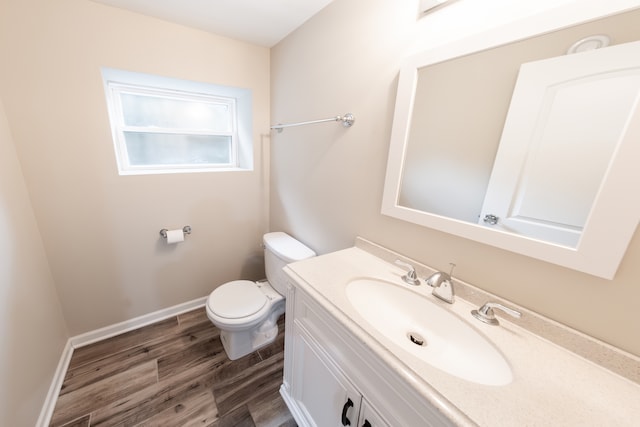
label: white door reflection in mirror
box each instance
[480,40,640,247]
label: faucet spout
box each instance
[425,263,456,304]
[431,275,455,303]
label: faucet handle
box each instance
[395,260,420,286]
[471,302,522,325]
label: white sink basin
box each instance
[345,278,513,386]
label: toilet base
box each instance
[219,314,281,360]
[206,279,287,361]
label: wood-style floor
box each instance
[49,307,296,427]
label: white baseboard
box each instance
[36,340,74,427]
[37,296,208,426]
[70,296,207,348]
[280,384,308,427]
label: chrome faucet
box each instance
[395,260,420,286]
[471,302,522,325]
[425,263,456,304]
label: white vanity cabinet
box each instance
[280,276,455,427]
[289,322,389,426]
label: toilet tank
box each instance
[263,232,316,294]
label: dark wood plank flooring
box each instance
[49,308,296,427]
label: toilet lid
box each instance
[208,280,267,319]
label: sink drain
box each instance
[407,332,426,347]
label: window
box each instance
[102,68,252,175]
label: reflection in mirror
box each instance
[478,42,640,247]
[383,6,640,279]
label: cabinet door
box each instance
[357,399,390,427]
[291,324,362,427]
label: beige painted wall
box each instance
[0,0,271,335]
[0,98,68,426]
[271,0,640,356]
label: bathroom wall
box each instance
[0,0,271,335]
[0,98,68,426]
[271,0,640,356]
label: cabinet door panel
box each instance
[357,399,390,427]
[291,323,362,427]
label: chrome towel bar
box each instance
[271,113,355,133]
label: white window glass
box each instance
[102,68,253,175]
[120,92,231,131]
[123,133,232,166]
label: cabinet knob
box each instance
[341,398,354,425]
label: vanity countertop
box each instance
[284,244,640,427]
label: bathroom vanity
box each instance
[280,267,455,426]
[279,238,640,426]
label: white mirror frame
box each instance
[382,2,640,279]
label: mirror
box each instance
[382,5,640,279]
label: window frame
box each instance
[101,68,253,175]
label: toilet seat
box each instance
[208,280,267,319]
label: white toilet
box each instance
[206,232,316,360]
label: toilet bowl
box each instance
[206,232,315,360]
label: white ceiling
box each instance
[90,0,335,47]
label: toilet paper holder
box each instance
[159,226,192,239]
